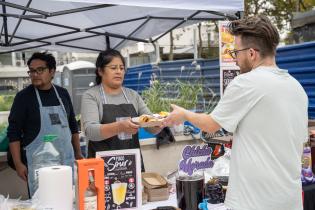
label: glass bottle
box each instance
[84,169,98,210]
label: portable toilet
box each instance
[61,61,95,115]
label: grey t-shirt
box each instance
[81,85,151,141]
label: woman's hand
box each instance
[118,118,140,135]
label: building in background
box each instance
[121,22,219,66]
[292,9,315,44]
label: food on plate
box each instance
[138,112,169,123]
[139,115,153,123]
[158,111,169,117]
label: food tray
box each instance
[142,172,168,189]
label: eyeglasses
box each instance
[27,66,48,75]
[104,65,125,72]
[228,48,260,59]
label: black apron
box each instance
[88,87,145,172]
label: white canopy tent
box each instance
[0,0,244,54]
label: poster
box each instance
[219,21,240,96]
[96,149,141,210]
[222,68,240,93]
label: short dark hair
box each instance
[228,15,280,57]
[27,52,56,70]
[95,49,126,85]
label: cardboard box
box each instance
[76,158,105,210]
[142,172,169,202]
[144,186,169,202]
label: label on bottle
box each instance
[34,169,40,181]
[84,195,97,210]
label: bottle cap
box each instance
[43,134,58,142]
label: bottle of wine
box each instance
[84,169,98,210]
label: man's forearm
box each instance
[9,141,23,166]
[185,111,221,133]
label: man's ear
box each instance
[249,49,256,60]
[50,68,56,79]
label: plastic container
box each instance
[32,134,62,192]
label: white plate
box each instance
[132,117,163,127]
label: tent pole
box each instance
[150,16,218,21]
[1,0,9,46]
[56,43,100,52]
[113,16,151,49]
[91,31,149,43]
[0,13,45,18]
[10,31,78,46]
[153,10,201,42]
[0,34,49,46]
[20,17,79,30]
[0,25,3,40]
[202,10,238,20]
[50,4,114,17]
[0,43,50,55]
[0,1,48,16]
[9,0,33,44]
[57,34,99,44]
[106,36,110,50]
[86,16,147,31]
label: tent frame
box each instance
[0,0,241,54]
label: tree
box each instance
[198,23,202,58]
[245,0,315,35]
[169,31,174,61]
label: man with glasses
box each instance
[7,52,83,197]
[164,16,308,210]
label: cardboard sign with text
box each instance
[178,144,214,176]
[96,149,141,210]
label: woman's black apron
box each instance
[88,86,145,172]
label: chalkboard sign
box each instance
[96,149,141,210]
[222,69,240,93]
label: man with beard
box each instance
[163,16,308,210]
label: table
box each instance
[142,193,227,210]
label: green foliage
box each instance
[142,80,205,113]
[172,80,203,110]
[141,80,172,113]
[0,95,14,111]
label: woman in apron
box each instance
[81,49,161,172]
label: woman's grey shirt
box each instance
[81,85,151,141]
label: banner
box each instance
[219,21,240,96]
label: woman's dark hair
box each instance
[228,15,280,57]
[27,52,56,70]
[95,49,126,85]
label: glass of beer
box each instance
[176,173,204,210]
[111,182,127,207]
